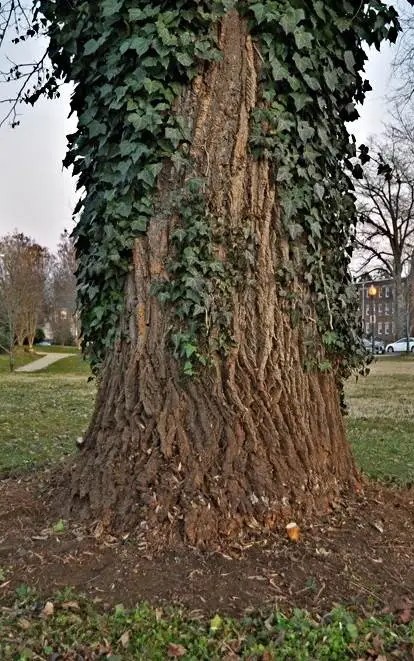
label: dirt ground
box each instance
[0,472,413,619]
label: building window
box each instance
[377,322,383,335]
[378,303,383,314]
[365,322,371,334]
[378,287,383,298]
[385,303,390,315]
[385,287,390,298]
[385,322,390,335]
[366,308,370,316]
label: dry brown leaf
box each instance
[119,631,130,648]
[399,607,412,624]
[18,618,31,630]
[93,521,104,539]
[42,601,54,617]
[371,521,384,534]
[61,601,80,611]
[262,652,273,661]
[372,633,384,653]
[167,642,187,657]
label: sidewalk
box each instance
[15,353,74,373]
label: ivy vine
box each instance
[36,0,399,377]
[244,0,399,378]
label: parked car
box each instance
[385,337,414,352]
[37,340,52,346]
[361,337,385,354]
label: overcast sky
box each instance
[0,37,397,252]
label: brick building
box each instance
[356,277,414,344]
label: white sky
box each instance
[0,34,399,251]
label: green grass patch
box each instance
[345,358,414,485]
[35,345,80,354]
[0,352,38,374]
[348,418,414,485]
[0,374,95,476]
[1,591,413,660]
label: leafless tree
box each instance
[0,1,58,127]
[392,1,414,105]
[0,232,50,356]
[48,231,79,346]
[355,141,414,336]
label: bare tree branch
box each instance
[355,138,414,336]
[0,1,58,127]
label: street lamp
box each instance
[367,285,377,353]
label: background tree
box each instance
[0,243,19,369]
[24,240,50,349]
[48,231,79,346]
[387,3,414,161]
[0,232,49,353]
[392,0,414,105]
[355,142,414,338]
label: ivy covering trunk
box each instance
[39,0,398,545]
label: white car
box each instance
[385,337,414,352]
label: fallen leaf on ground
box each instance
[371,521,384,534]
[52,519,66,534]
[119,630,130,648]
[42,601,54,617]
[399,606,413,623]
[210,614,223,632]
[261,652,273,661]
[61,601,80,611]
[167,643,187,657]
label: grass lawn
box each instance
[1,354,414,657]
[1,350,412,484]
[0,350,38,374]
[1,593,414,660]
[0,350,94,476]
[345,356,414,485]
[35,344,80,354]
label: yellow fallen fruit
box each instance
[286,522,300,542]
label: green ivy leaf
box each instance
[279,7,306,34]
[176,51,194,67]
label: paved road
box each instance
[15,353,75,373]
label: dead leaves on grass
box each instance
[167,642,187,657]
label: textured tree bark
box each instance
[66,11,358,547]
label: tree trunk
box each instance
[66,12,358,547]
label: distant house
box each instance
[39,308,80,346]
[355,276,414,344]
